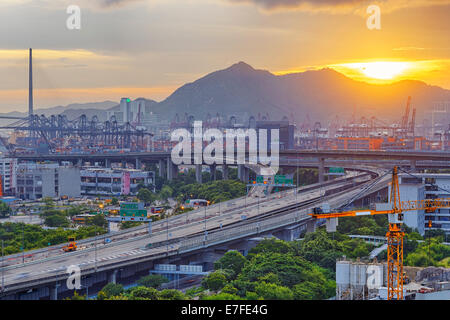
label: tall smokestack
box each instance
[28,48,33,117]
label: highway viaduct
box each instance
[0,169,388,300]
[13,149,450,184]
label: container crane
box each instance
[409,108,416,136]
[401,96,412,132]
[310,166,450,300]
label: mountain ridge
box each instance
[1,63,448,125]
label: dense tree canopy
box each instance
[137,274,169,289]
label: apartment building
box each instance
[397,173,450,236]
[16,163,80,200]
[80,167,155,196]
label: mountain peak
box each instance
[227,61,255,72]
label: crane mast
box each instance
[310,166,450,300]
[386,166,404,300]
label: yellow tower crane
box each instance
[309,166,450,300]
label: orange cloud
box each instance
[226,0,450,13]
[0,86,177,113]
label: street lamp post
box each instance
[22,223,24,264]
[94,232,98,273]
[204,205,207,241]
[257,197,260,216]
[166,213,169,254]
[296,158,299,209]
[85,276,89,299]
[1,240,4,292]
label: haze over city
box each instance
[0,0,449,111]
[0,0,449,304]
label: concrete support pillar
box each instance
[244,167,249,183]
[167,158,178,181]
[210,164,217,181]
[306,219,316,233]
[325,218,338,232]
[49,282,60,300]
[195,164,202,183]
[135,158,141,170]
[410,159,417,172]
[77,158,83,167]
[159,159,166,178]
[109,269,118,284]
[105,159,111,168]
[238,164,245,182]
[222,165,229,180]
[121,160,127,168]
[167,159,173,181]
[318,158,325,183]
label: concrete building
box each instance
[106,97,160,129]
[256,120,295,151]
[80,167,155,196]
[336,259,387,300]
[396,173,450,236]
[0,157,17,195]
[16,163,80,200]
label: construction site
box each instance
[336,259,450,300]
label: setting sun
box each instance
[336,62,411,80]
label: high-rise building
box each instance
[396,173,450,236]
[0,157,18,195]
[16,163,80,200]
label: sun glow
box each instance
[337,61,411,80]
[330,61,413,81]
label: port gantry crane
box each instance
[309,166,450,300]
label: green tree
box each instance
[128,286,159,300]
[159,289,186,300]
[90,214,107,228]
[120,221,143,230]
[0,202,12,218]
[254,282,293,300]
[137,188,155,204]
[239,251,330,289]
[137,274,169,289]
[98,283,124,299]
[44,214,70,228]
[203,293,241,300]
[221,284,238,295]
[248,238,293,258]
[203,271,227,292]
[65,291,87,300]
[42,197,54,208]
[159,185,173,202]
[214,250,247,279]
[66,207,81,218]
[292,280,335,300]
[297,230,345,271]
[111,197,119,206]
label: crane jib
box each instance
[355,211,371,216]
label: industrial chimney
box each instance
[29,48,33,117]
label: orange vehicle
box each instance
[63,237,77,252]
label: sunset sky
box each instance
[0,0,449,112]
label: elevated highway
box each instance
[13,149,449,183]
[14,149,450,162]
[0,167,389,299]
